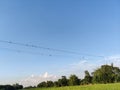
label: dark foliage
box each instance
[0,84,23,90]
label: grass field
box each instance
[23,83,120,90]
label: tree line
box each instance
[1,63,120,90]
[31,63,120,88]
[0,83,23,90]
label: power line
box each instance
[0,47,81,58]
[0,40,105,58]
[0,47,53,56]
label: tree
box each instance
[84,70,92,84]
[46,81,54,87]
[54,81,59,87]
[92,64,120,83]
[68,74,80,86]
[112,66,120,82]
[0,85,16,90]
[13,83,23,89]
[37,81,47,88]
[58,76,68,86]
[24,86,34,89]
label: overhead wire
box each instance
[0,47,53,56]
[0,40,105,58]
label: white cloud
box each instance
[59,55,120,78]
[19,55,120,87]
[59,60,98,78]
[104,55,120,67]
[19,72,58,87]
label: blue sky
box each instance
[0,0,120,86]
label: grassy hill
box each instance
[23,83,120,90]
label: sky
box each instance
[0,0,120,86]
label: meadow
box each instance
[23,83,120,90]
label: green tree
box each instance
[68,74,80,86]
[112,66,120,82]
[81,70,92,85]
[0,85,16,90]
[92,64,120,83]
[46,81,54,87]
[84,70,92,84]
[58,76,68,86]
[13,83,23,89]
[37,81,47,88]
[54,81,59,87]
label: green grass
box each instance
[23,83,120,90]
